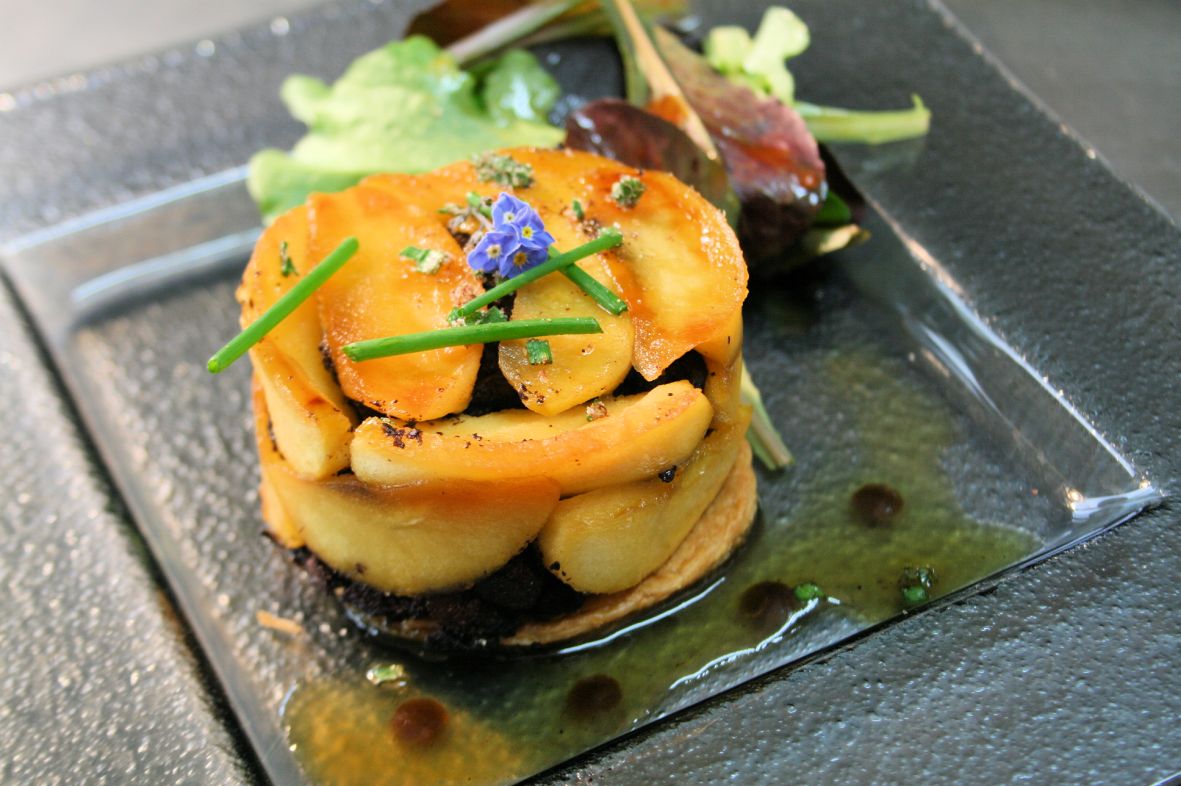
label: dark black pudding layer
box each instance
[612,351,708,398]
[293,546,585,649]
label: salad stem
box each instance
[207,237,359,373]
[343,318,602,362]
[446,0,583,66]
[601,0,720,160]
[741,365,793,470]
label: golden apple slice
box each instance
[704,354,746,429]
[493,163,635,416]
[350,380,712,496]
[237,206,355,479]
[309,185,483,421]
[498,211,634,416]
[507,148,747,381]
[253,382,559,595]
[252,343,354,478]
[538,411,750,594]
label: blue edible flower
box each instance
[492,193,555,250]
[468,229,518,275]
[500,242,550,278]
[467,193,555,279]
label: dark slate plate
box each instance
[2,1,1180,784]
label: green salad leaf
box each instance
[248,36,564,222]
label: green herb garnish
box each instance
[571,198,585,220]
[473,152,534,188]
[342,317,602,362]
[279,240,297,277]
[610,175,646,207]
[899,565,936,607]
[458,306,508,326]
[400,245,450,274]
[561,264,629,316]
[451,227,623,320]
[466,191,494,219]
[901,585,929,606]
[526,339,553,365]
[207,237,359,374]
[365,663,408,687]
[793,582,824,602]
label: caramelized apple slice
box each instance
[509,148,747,381]
[350,380,712,496]
[237,206,355,478]
[499,231,634,416]
[309,185,483,421]
[253,382,559,595]
[538,412,750,594]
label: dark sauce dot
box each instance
[565,675,622,719]
[658,467,676,483]
[738,581,798,628]
[851,483,904,527]
[391,697,448,746]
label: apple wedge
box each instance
[538,411,751,594]
[505,148,747,381]
[350,380,712,496]
[498,195,634,417]
[237,206,355,479]
[253,382,560,595]
[309,185,484,421]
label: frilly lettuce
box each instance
[248,36,564,222]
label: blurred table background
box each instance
[0,0,1178,222]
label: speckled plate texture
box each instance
[1,1,1180,785]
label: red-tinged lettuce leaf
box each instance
[564,98,738,220]
[654,28,826,260]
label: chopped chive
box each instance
[793,582,824,602]
[472,152,534,188]
[365,663,408,687]
[571,198,585,220]
[458,306,508,326]
[561,264,629,315]
[610,175,645,207]
[901,585,928,606]
[466,191,493,219]
[279,240,297,277]
[452,228,623,319]
[207,237,359,374]
[401,245,449,274]
[526,339,553,365]
[342,317,602,362]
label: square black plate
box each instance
[2,1,1177,784]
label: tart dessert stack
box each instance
[239,147,756,648]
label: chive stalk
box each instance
[453,228,623,319]
[561,264,629,315]
[207,237,359,373]
[342,317,602,362]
